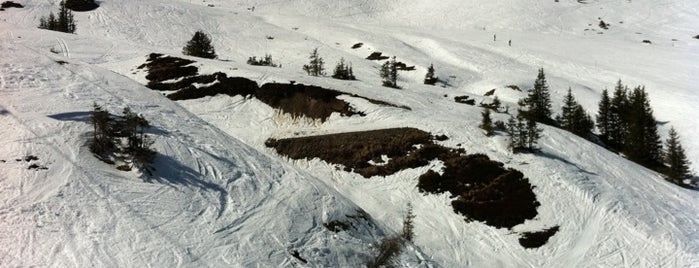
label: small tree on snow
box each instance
[302,48,325,76]
[331,57,355,80]
[38,1,76,34]
[401,202,416,242]
[480,108,494,136]
[380,56,399,88]
[664,127,692,183]
[182,31,217,59]
[424,63,438,85]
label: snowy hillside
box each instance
[1,0,699,267]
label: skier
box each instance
[508,40,511,46]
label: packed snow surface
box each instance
[1,0,698,267]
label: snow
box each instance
[1,0,699,267]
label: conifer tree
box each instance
[89,103,114,155]
[424,63,438,85]
[402,203,416,242]
[331,58,355,80]
[624,86,662,168]
[664,127,692,183]
[608,80,629,149]
[557,88,593,138]
[380,56,399,88]
[302,48,325,76]
[521,68,552,124]
[525,117,543,151]
[182,30,217,59]
[596,89,612,143]
[38,1,76,33]
[480,108,494,136]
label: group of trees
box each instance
[247,54,279,67]
[480,67,693,183]
[331,57,355,80]
[380,56,399,88]
[38,1,76,33]
[90,103,156,175]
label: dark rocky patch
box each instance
[506,85,521,91]
[1,1,23,8]
[289,249,308,264]
[519,226,560,248]
[351,43,363,49]
[257,83,363,121]
[484,89,496,96]
[394,61,415,71]
[267,128,541,230]
[366,52,389,61]
[24,155,38,162]
[454,95,475,105]
[64,0,99,11]
[27,163,48,170]
[642,40,652,44]
[694,35,699,39]
[139,53,407,121]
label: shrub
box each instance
[367,236,403,268]
[302,48,325,76]
[247,54,279,67]
[331,58,355,80]
[182,31,217,59]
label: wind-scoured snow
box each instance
[1,0,698,267]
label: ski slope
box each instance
[1,0,698,267]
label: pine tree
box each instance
[424,63,438,85]
[664,127,691,183]
[525,117,542,151]
[89,103,114,155]
[557,88,593,138]
[596,89,612,143]
[608,80,629,149]
[380,56,399,88]
[38,1,76,34]
[331,58,355,80]
[401,202,416,242]
[480,108,494,136]
[182,30,217,59]
[624,86,662,168]
[521,68,553,124]
[57,1,76,33]
[122,107,155,174]
[302,48,325,76]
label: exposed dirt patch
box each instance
[454,95,475,105]
[139,53,408,121]
[64,0,99,11]
[366,52,389,61]
[267,128,541,230]
[519,226,560,248]
[1,1,23,9]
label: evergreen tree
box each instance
[608,80,629,149]
[302,48,325,76]
[424,63,438,85]
[122,107,155,174]
[557,88,593,138]
[331,58,355,80]
[624,86,662,168]
[664,127,692,183]
[89,103,114,155]
[525,117,543,151]
[596,89,612,143]
[38,1,76,33]
[380,56,399,88]
[57,1,76,33]
[182,30,217,59]
[480,108,494,136]
[521,68,553,124]
[401,203,416,242]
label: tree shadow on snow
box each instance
[536,151,598,176]
[148,153,229,218]
[47,111,170,135]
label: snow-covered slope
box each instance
[1,0,698,267]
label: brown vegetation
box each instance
[139,53,407,121]
[267,128,541,229]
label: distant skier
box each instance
[493,34,496,41]
[508,40,511,46]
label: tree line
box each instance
[479,69,692,184]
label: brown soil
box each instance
[267,127,541,229]
[139,53,408,121]
[519,226,560,248]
